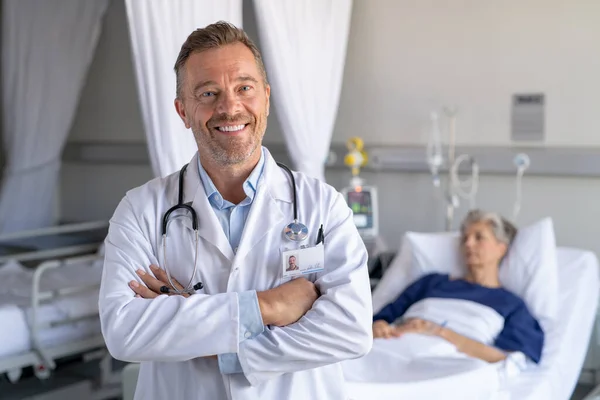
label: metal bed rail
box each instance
[0,220,108,265]
[30,253,105,372]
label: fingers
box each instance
[135,269,167,293]
[129,280,159,299]
[130,266,190,298]
[392,326,408,337]
[383,326,396,338]
[373,321,396,339]
[149,265,185,292]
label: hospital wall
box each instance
[324,0,600,253]
[63,0,600,255]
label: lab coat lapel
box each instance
[182,153,234,261]
[234,151,291,262]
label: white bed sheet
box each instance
[496,247,599,400]
[0,259,103,358]
[345,247,599,400]
[344,335,500,400]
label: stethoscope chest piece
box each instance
[284,221,309,242]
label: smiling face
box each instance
[288,256,296,266]
[175,42,270,167]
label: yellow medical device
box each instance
[344,137,368,178]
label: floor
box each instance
[573,384,595,400]
[0,355,124,400]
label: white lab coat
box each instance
[99,148,373,400]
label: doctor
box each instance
[99,21,373,400]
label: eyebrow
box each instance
[236,75,259,84]
[192,76,259,93]
[192,80,217,93]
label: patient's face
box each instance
[461,221,507,269]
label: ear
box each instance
[174,98,191,129]
[497,242,508,258]
[265,84,271,117]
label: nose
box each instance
[463,236,476,249]
[215,90,243,116]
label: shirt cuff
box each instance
[218,352,243,374]
[218,291,264,375]
[238,290,265,341]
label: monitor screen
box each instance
[346,190,373,229]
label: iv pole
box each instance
[427,107,479,231]
[444,108,457,231]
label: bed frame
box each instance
[0,221,121,399]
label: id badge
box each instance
[281,245,325,278]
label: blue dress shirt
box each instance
[197,149,266,374]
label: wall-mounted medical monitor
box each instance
[341,186,379,239]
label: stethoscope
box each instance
[160,162,309,295]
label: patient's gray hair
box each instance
[460,210,518,245]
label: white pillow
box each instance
[371,236,413,314]
[404,218,558,325]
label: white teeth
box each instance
[217,125,245,132]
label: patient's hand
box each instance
[394,318,442,337]
[373,320,399,339]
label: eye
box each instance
[201,91,215,97]
[240,85,252,91]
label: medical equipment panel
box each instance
[341,186,379,239]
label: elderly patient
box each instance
[373,210,544,364]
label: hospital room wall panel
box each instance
[61,163,153,223]
[325,168,600,258]
[334,0,600,147]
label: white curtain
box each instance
[125,0,243,178]
[253,0,353,181]
[0,0,108,234]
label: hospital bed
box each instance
[345,246,600,400]
[0,221,119,397]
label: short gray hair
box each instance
[460,209,518,245]
[174,21,268,99]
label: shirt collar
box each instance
[197,147,266,209]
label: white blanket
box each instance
[402,297,506,345]
[342,297,527,400]
[343,335,501,400]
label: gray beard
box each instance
[193,128,262,166]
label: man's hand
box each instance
[129,264,189,298]
[257,277,319,327]
[372,320,398,339]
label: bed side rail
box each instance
[0,220,108,242]
[30,253,105,371]
[0,221,108,265]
